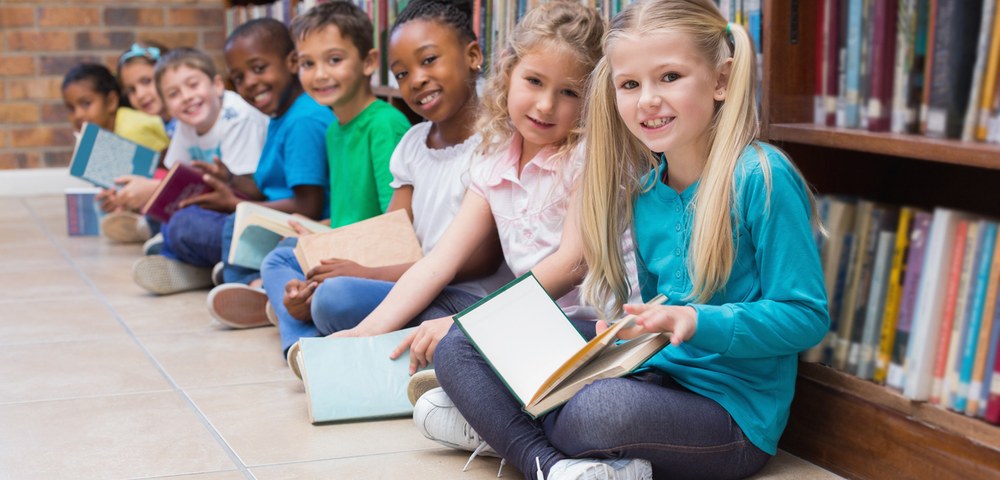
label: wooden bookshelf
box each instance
[763,1,1000,478]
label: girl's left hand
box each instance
[620,304,699,345]
[179,174,240,212]
[389,316,453,375]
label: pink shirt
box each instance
[469,135,594,319]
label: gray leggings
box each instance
[434,325,771,480]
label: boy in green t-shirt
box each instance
[294,2,411,226]
[257,2,411,338]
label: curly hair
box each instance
[391,0,476,44]
[475,1,605,157]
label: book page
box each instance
[455,275,586,406]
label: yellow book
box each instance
[976,3,1000,141]
[875,207,915,384]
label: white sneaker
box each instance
[132,255,212,295]
[413,387,498,457]
[142,232,164,255]
[206,283,270,329]
[546,458,652,480]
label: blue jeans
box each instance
[260,242,482,354]
[220,212,261,285]
[434,326,771,480]
[160,205,226,267]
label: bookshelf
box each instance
[764,1,1000,478]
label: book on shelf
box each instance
[855,229,895,379]
[917,0,939,134]
[890,0,929,134]
[227,202,330,270]
[953,221,998,412]
[886,210,932,390]
[975,1,1000,141]
[985,333,1000,423]
[975,302,1000,417]
[841,0,865,129]
[874,206,917,383]
[965,230,1000,415]
[64,187,104,237]
[804,196,856,363]
[140,162,212,223]
[834,199,878,370]
[297,327,420,423]
[817,0,841,127]
[865,0,897,132]
[453,272,668,418]
[960,0,997,141]
[923,0,985,138]
[943,221,987,409]
[902,208,974,400]
[292,209,423,273]
[68,122,158,190]
[846,204,898,374]
[931,220,975,405]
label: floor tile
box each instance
[141,328,289,389]
[111,291,218,335]
[251,449,509,480]
[0,392,235,479]
[0,262,92,301]
[187,381,433,467]
[133,471,246,480]
[0,296,126,345]
[0,337,171,403]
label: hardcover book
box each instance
[141,162,212,223]
[453,273,668,418]
[64,187,104,237]
[228,202,330,270]
[293,209,423,274]
[68,122,158,189]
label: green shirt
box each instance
[326,99,411,228]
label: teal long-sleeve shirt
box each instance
[633,142,830,455]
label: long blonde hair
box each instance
[476,0,605,158]
[580,0,768,318]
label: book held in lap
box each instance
[68,122,158,189]
[453,272,669,418]
[293,209,423,273]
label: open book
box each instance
[69,122,158,189]
[293,209,423,273]
[227,202,330,269]
[298,328,423,423]
[453,273,669,418]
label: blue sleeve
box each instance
[282,115,330,189]
[687,152,830,358]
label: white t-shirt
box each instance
[389,122,513,297]
[163,90,269,175]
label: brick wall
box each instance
[0,0,228,171]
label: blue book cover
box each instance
[299,328,421,423]
[68,122,158,189]
[954,221,998,412]
[979,297,1000,416]
[64,187,104,236]
[843,0,864,128]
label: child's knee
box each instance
[310,278,364,332]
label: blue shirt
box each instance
[633,142,829,455]
[253,92,334,213]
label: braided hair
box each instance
[392,0,476,43]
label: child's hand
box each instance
[620,304,699,345]
[191,157,233,184]
[179,174,240,212]
[287,214,329,236]
[306,258,370,283]
[390,316,453,375]
[282,279,316,322]
[114,176,159,211]
[95,188,119,213]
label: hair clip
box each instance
[119,43,161,66]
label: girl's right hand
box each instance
[620,303,699,345]
[113,175,159,211]
[282,279,316,322]
[306,258,372,283]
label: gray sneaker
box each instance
[132,255,212,295]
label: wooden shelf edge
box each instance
[765,123,1000,170]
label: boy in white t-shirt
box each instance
[132,47,269,295]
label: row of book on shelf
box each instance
[807,195,1000,424]
[223,0,763,90]
[813,0,1000,143]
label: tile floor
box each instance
[0,195,844,479]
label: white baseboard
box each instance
[0,168,91,196]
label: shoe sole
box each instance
[133,256,212,295]
[207,284,270,329]
[287,341,303,380]
[265,301,279,327]
[407,369,440,406]
[102,212,149,243]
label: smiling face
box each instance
[158,65,225,135]
[388,19,481,126]
[608,30,727,163]
[506,45,588,162]
[63,80,119,132]
[225,35,294,116]
[119,61,165,119]
[296,24,375,120]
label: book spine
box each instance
[836,0,851,126]
[891,0,918,133]
[816,0,829,125]
[887,210,932,390]
[844,0,864,128]
[965,229,1000,415]
[978,305,1000,417]
[848,206,887,373]
[918,0,939,133]
[985,335,1000,423]
[857,230,896,380]
[875,207,914,384]
[924,0,985,138]
[976,3,1000,141]
[930,220,969,403]
[960,0,996,141]
[867,0,897,132]
[941,221,980,409]
[954,221,998,412]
